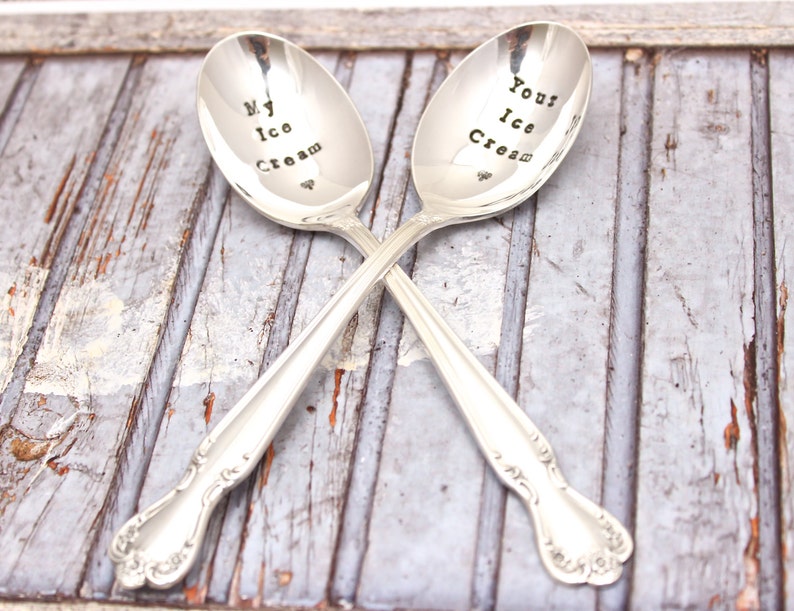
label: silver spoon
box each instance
[110,24,631,590]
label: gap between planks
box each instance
[749,48,784,611]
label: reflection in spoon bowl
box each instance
[412,22,590,219]
[196,31,374,229]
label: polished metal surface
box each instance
[109,24,632,590]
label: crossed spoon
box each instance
[110,23,632,590]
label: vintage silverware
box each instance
[110,23,632,590]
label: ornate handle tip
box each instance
[543,509,633,586]
[108,511,196,590]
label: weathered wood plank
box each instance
[0,54,209,595]
[329,51,459,607]
[80,164,231,600]
[597,46,655,611]
[748,49,784,610]
[0,3,793,55]
[0,56,128,399]
[355,51,517,609]
[631,50,758,608]
[0,58,25,106]
[494,48,623,610]
[769,48,794,609]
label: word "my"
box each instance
[243,99,274,117]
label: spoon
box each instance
[110,24,632,590]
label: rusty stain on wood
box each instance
[231,559,267,608]
[40,155,81,267]
[737,339,761,609]
[9,434,50,462]
[46,458,69,476]
[738,515,761,610]
[330,368,345,429]
[778,282,788,367]
[94,251,112,277]
[725,399,741,450]
[665,132,678,160]
[203,391,215,425]
[259,442,275,489]
[45,155,76,224]
[276,569,293,587]
[183,581,207,604]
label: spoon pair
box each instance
[110,23,632,590]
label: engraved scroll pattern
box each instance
[110,436,255,589]
[491,428,630,585]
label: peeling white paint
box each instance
[397,238,510,368]
[174,253,287,388]
[24,276,169,398]
[25,402,94,492]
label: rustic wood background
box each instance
[0,3,791,610]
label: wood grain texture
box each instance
[632,49,758,609]
[0,3,793,55]
[0,54,208,596]
[0,56,128,398]
[597,46,655,611]
[0,32,791,610]
[0,57,28,150]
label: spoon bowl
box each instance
[197,32,374,230]
[413,22,591,220]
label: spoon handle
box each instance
[109,212,440,589]
[342,220,632,586]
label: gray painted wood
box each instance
[0,56,128,399]
[0,57,29,152]
[0,32,790,611]
[632,50,758,609]
[0,54,208,595]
